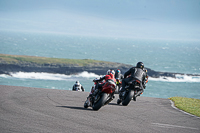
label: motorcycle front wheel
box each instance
[92,93,107,111]
[122,90,134,106]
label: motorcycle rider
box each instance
[92,69,116,97]
[115,69,124,81]
[72,81,85,91]
[119,62,148,101]
[115,69,124,93]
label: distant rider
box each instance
[115,69,124,93]
[119,62,148,101]
[72,81,85,91]
[115,69,124,80]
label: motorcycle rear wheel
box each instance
[92,93,107,111]
[122,90,134,106]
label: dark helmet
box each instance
[115,69,121,74]
[136,62,144,69]
[75,81,80,85]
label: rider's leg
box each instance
[92,83,104,96]
[133,82,144,101]
[120,78,130,92]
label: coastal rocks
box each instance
[0,62,189,78]
[0,63,129,75]
[1,54,199,78]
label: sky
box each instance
[0,0,200,40]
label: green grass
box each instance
[169,97,200,117]
[0,54,112,66]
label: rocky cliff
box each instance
[0,62,180,78]
[0,54,198,78]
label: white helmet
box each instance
[107,69,115,75]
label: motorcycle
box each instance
[115,78,122,94]
[84,80,116,111]
[117,79,143,106]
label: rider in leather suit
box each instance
[120,62,148,101]
[72,81,85,91]
[92,69,116,96]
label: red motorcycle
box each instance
[84,80,116,111]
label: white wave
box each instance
[73,71,101,78]
[0,74,9,78]
[2,71,101,81]
[10,72,71,80]
[1,72,199,82]
[149,74,200,82]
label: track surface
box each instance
[0,85,199,133]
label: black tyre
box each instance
[92,93,107,111]
[122,90,134,106]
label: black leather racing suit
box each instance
[121,67,148,94]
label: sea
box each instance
[0,31,200,99]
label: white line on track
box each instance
[152,123,199,130]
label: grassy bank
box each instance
[169,97,200,117]
[0,54,112,66]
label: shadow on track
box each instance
[56,106,93,111]
[108,102,121,106]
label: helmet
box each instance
[116,69,121,74]
[107,69,115,75]
[75,81,80,85]
[136,62,144,69]
[111,70,115,75]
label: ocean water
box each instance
[0,31,200,99]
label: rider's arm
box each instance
[144,69,148,84]
[72,85,75,91]
[93,75,105,82]
[124,68,131,78]
[81,86,85,92]
[142,72,148,89]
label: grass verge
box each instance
[169,97,200,117]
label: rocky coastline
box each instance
[0,62,195,78]
[1,54,199,78]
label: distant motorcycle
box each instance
[117,79,143,106]
[84,80,116,111]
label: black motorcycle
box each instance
[117,79,143,106]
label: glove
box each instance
[93,79,99,82]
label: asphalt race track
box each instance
[0,85,199,133]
